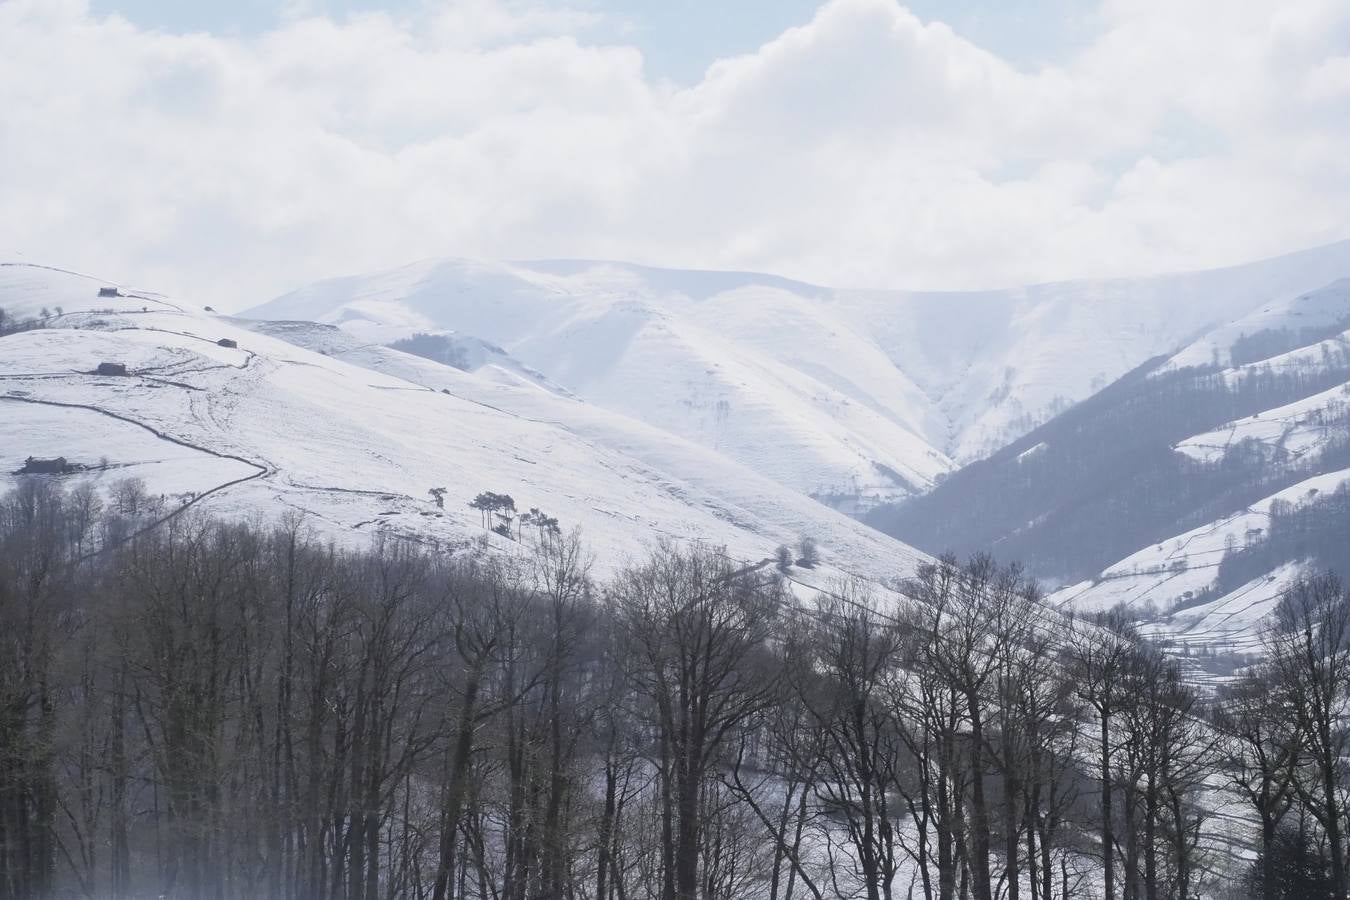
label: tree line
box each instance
[1229,322,1350,367]
[0,306,49,337]
[1211,481,1350,598]
[0,478,1348,898]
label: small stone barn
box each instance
[217,338,238,349]
[96,362,128,376]
[21,457,69,475]
[97,286,119,298]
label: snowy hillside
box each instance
[1042,290,1350,668]
[249,260,953,511]
[1050,477,1350,687]
[1050,468,1350,628]
[249,241,1350,510]
[9,246,1350,669]
[854,264,1350,672]
[0,262,927,583]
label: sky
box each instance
[3,0,1350,309]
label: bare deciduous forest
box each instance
[0,479,1347,899]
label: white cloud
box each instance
[1,0,1349,308]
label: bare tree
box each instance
[1264,572,1350,900]
[1214,672,1300,900]
[792,582,903,900]
[0,478,1337,900]
[614,542,784,900]
[1067,608,1139,900]
[429,559,536,900]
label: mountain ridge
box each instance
[248,240,1350,511]
[0,262,927,588]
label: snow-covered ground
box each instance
[1055,400,1350,669]
[1166,278,1350,370]
[249,241,1350,509]
[1140,563,1305,657]
[1178,381,1350,465]
[1052,466,1350,616]
[250,260,953,511]
[0,263,926,585]
[1041,266,1350,668]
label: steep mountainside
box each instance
[868,278,1350,666]
[247,242,1350,511]
[0,263,926,584]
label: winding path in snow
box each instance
[0,393,270,556]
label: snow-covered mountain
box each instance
[10,239,1350,672]
[248,260,952,512]
[864,272,1350,675]
[247,241,1350,512]
[1045,282,1350,675]
[0,262,926,584]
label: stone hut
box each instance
[20,457,69,475]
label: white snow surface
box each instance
[1050,466,1350,664]
[1177,382,1350,465]
[248,242,1350,508]
[1138,563,1306,657]
[1166,278,1350,370]
[0,263,927,583]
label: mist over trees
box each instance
[0,479,1348,898]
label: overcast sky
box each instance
[3,0,1349,308]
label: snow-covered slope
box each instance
[247,241,1350,510]
[1177,382,1350,466]
[0,263,927,583]
[1044,290,1350,669]
[1166,278,1350,371]
[1050,467,1350,614]
[250,260,952,511]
